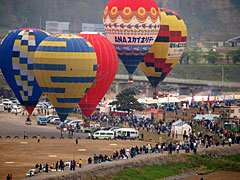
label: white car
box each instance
[11,107,22,114]
[26,169,37,176]
[67,120,83,127]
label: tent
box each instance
[171,120,191,135]
[194,114,219,121]
[158,97,180,103]
[100,101,112,114]
[181,124,192,136]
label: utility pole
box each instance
[40,16,42,29]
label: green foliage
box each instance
[110,88,144,113]
[114,162,197,180]
[113,154,240,180]
[168,64,240,82]
[203,51,223,64]
[227,49,240,64]
[190,51,202,64]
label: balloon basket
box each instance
[25,120,31,125]
[25,116,31,125]
[128,74,133,84]
[153,91,158,99]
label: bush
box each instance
[68,137,73,139]
[32,136,37,139]
[42,136,46,139]
[14,136,19,139]
[60,137,64,139]
[6,136,11,139]
[50,136,55,139]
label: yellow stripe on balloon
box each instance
[34,52,96,60]
[39,41,67,47]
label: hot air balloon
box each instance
[77,33,118,118]
[33,34,98,121]
[103,0,161,83]
[139,9,187,98]
[0,29,49,116]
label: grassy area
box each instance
[112,154,240,180]
[139,129,179,143]
[169,64,240,82]
[113,161,198,180]
[116,63,240,83]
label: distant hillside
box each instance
[0,0,239,40]
[117,62,240,83]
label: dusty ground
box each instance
[0,139,150,180]
[182,171,240,180]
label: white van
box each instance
[93,130,115,140]
[114,128,139,139]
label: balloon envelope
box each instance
[77,33,118,118]
[103,0,161,76]
[33,34,98,121]
[0,29,49,115]
[139,8,188,88]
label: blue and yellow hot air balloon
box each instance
[0,29,49,115]
[33,34,98,121]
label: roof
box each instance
[176,121,186,126]
[227,36,240,43]
[194,114,220,121]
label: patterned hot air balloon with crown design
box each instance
[103,0,161,83]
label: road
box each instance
[0,112,88,139]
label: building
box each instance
[82,23,104,33]
[227,36,240,47]
[219,106,240,131]
[46,21,70,34]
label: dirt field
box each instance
[0,138,150,180]
[182,171,240,180]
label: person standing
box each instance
[10,174,12,180]
[70,160,73,170]
[55,161,58,171]
[176,143,180,153]
[24,131,27,139]
[37,135,40,143]
[6,174,10,180]
[228,137,232,146]
[73,160,76,171]
[79,159,82,168]
[45,163,48,172]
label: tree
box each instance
[204,51,223,64]
[227,49,240,64]
[181,51,191,64]
[190,51,201,64]
[110,88,144,114]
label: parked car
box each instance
[11,107,22,114]
[49,117,61,125]
[46,115,58,123]
[26,169,37,176]
[37,116,47,125]
[66,120,83,127]
[100,126,114,131]
[93,130,115,140]
[114,128,139,139]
